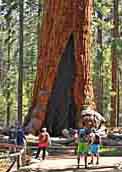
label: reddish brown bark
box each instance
[110,0,119,127]
[24,0,94,134]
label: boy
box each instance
[89,129,101,165]
[77,128,90,169]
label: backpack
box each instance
[79,128,89,142]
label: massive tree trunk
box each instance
[110,0,119,127]
[24,0,94,135]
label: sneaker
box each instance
[88,161,93,165]
[77,165,80,169]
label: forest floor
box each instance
[13,155,122,172]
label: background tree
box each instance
[17,0,24,124]
[0,0,40,125]
[93,0,103,114]
[0,0,18,126]
[110,0,119,126]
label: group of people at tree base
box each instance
[34,126,101,168]
[8,122,101,169]
[75,123,101,169]
[35,126,101,169]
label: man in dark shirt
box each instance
[16,125,26,146]
[8,125,17,144]
[8,125,17,152]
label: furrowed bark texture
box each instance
[24,0,94,135]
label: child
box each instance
[89,129,101,165]
[77,128,90,169]
[35,128,51,160]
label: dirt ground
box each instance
[14,155,122,172]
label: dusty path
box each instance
[15,155,122,172]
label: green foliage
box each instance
[92,0,122,121]
[0,0,40,125]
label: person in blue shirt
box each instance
[89,128,101,165]
[16,125,26,146]
[77,127,91,169]
[8,125,17,152]
[8,125,17,144]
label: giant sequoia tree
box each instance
[24,0,94,135]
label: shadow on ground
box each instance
[17,166,121,172]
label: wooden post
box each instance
[17,155,20,170]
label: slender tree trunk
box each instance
[117,69,120,126]
[37,0,42,53]
[110,0,119,127]
[6,93,10,126]
[6,19,11,127]
[18,0,24,124]
[0,49,3,80]
[94,9,103,114]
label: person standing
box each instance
[8,125,17,152]
[16,124,26,146]
[77,128,90,169]
[89,129,101,165]
[35,128,51,160]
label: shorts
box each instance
[77,142,88,155]
[89,144,100,155]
